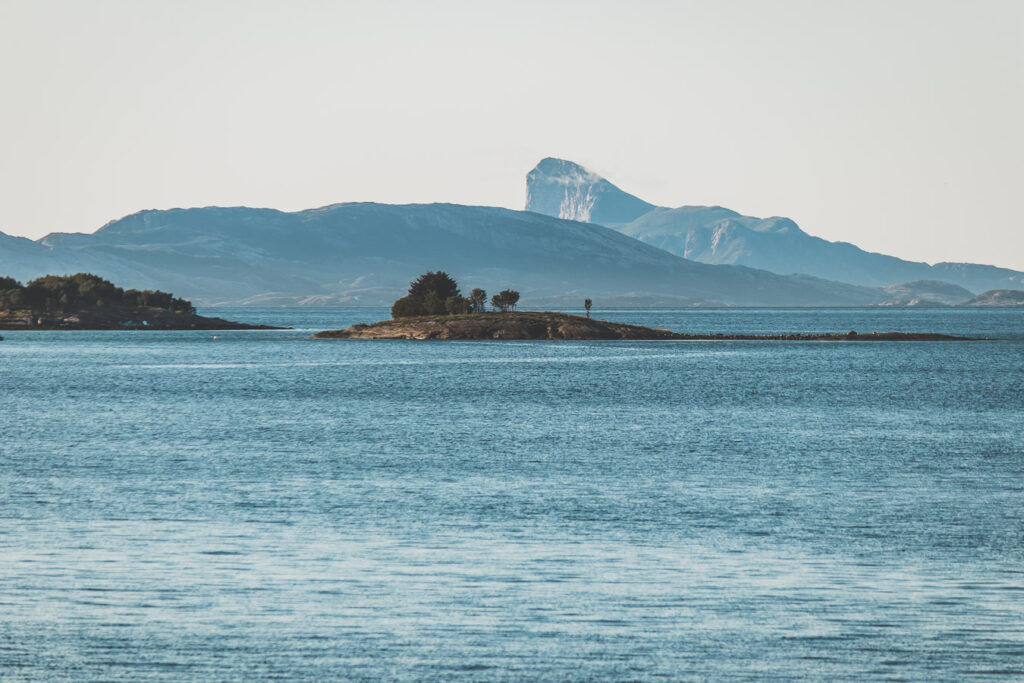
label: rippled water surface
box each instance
[2,308,1022,681]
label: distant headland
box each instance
[0,273,278,330]
[313,272,976,341]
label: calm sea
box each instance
[1,308,1022,681]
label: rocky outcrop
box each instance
[316,312,677,340]
[314,312,975,341]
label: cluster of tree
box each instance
[490,289,520,313]
[0,273,195,315]
[390,271,521,318]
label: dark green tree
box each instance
[0,287,23,310]
[171,297,196,315]
[391,271,468,318]
[408,271,460,301]
[422,291,446,316]
[0,276,23,311]
[6,273,193,315]
[491,289,520,313]
[468,288,487,313]
[445,295,469,314]
[391,295,423,318]
[584,298,592,318]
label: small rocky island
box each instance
[314,271,975,342]
[314,311,972,341]
[0,273,277,330]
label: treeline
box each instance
[0,273,195,315]
[391,271,520,318]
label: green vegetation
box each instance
[391,272,520,319]
[408,271,460,301]
[490,289,520,313]
[468,288,487,313]
[445,295,469,315]
[584,298,592,318]
[391,271,459,317]
[0,273,195,316]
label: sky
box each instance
[1,0,1022,269]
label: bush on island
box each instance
[390,272,520,318]
[390,295,424,319]
[491,289,520,313]
[422,291,446,316]
[445,295,469,314]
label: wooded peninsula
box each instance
[0,273,276,330]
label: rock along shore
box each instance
[313,311,975,341]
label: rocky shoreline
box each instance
[0,306,279,331]
[313,311,976,341]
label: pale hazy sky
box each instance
[1,0,1022,269]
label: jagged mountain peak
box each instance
[531,157,596,180]
[523,158,1023,292]
[526,158,655,225]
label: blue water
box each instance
[1,308,1022,681]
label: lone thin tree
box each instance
[469,288,487,313]
[584,298,592,318]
